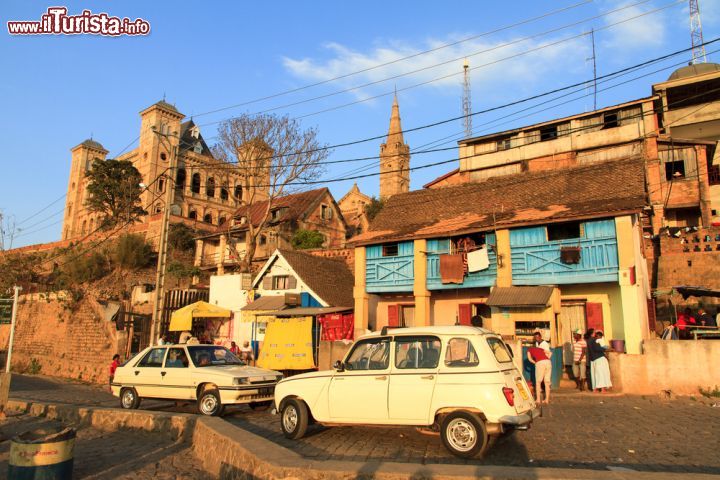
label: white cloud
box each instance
[601,1,667,51]
[281,32,590,106]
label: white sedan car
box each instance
[112,344,282,416]
[274,326,539,457]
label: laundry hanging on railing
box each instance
[467,246,490,272]
[439,254,465,284]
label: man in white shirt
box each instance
[533,331,552,356]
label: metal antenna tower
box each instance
[462,59,472,138]
[690,0,708,64]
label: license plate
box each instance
[516,382,529,400]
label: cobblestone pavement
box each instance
[222,394,720,475]
[10,375,720,475]
[0,414,213,479]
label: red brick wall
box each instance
[0,293,122,384]
[307,248,355,274]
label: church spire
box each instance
[379,94,410,199]
[386,93,404,147]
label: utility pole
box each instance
[6,286,21,373]
[689,0,708,64]
[149,128,178,346]
[590,29,597,111]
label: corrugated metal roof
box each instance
[486,286,555,307]
[263,306,352,317]
[241,296,286,311]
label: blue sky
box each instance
[1,0,719,248]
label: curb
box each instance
[7,399,718,480]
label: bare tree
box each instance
[212,113,328,272]
[0,211,18,251]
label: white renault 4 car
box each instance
[274,326,538,457]
[112,344,282,416]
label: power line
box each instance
[198,0,683,128]
[190,0,596,118]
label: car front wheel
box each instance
[197,388,223,416]
[120,387,140,410]
[440,412,489,458]
[280,398,309,440]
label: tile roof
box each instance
[351,157,646,245]
[486,286,555,307]
[217,188,329,232]
[279,249,355,308]
[241,295,286,311]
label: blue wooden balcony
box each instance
[510,220,619,285]
[426,235,497,290]
[366,241,414,293]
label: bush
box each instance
[62,251,110,283]
[113,234,154,269]
[365,197,384,221]
[28,358,41,375]
[291,229,325,250]
[167,261,200,280]
[168,223,197,252]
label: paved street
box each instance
[8,374,720,475]
[0,413,212,479]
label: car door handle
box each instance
[161,371,166,377]
[134,371,140,376]
[375,375,387,380]
[421,375,434,380]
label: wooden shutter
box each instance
[388,305,399,327]
[262,275,273,290]
[287,276,297,289]
[585,302,604,332]
[458,304,472,326]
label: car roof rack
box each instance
[380,325,405,336]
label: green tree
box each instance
[85,159,147,229]
[364,197,385,222]
[291,229,325,250]
[168,223,197,252]
[113,234,154,269]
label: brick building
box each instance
[62,101,259,242]
[194,187,348,275]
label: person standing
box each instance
[589,331,612,393]
[571,330,587,391]
[527,345,552,404]
[109,354,120,392]
[697,308,716,327]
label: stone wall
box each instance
[0,293,123,384]
[609,339,720,395]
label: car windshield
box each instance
[188,346,245,367]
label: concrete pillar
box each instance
[194,239,204,267]
[615,215,648,354]
[695,145,712,227]
[495,229,512,287]
[217,234,227,276]
[353,247,370,336]
[413,239,431,326]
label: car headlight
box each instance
[233,377,249,385]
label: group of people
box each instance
[670,307,718,339]
[526,328,614,404]
[571,328,612,393]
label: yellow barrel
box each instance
[9,426,75,479]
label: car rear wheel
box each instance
[280,398,309,440]
[197,388,223,416]
[440,412,489,458]
[120,387,140,410]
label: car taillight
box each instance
[502,387,515,406]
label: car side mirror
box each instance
[333,360,345,372]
